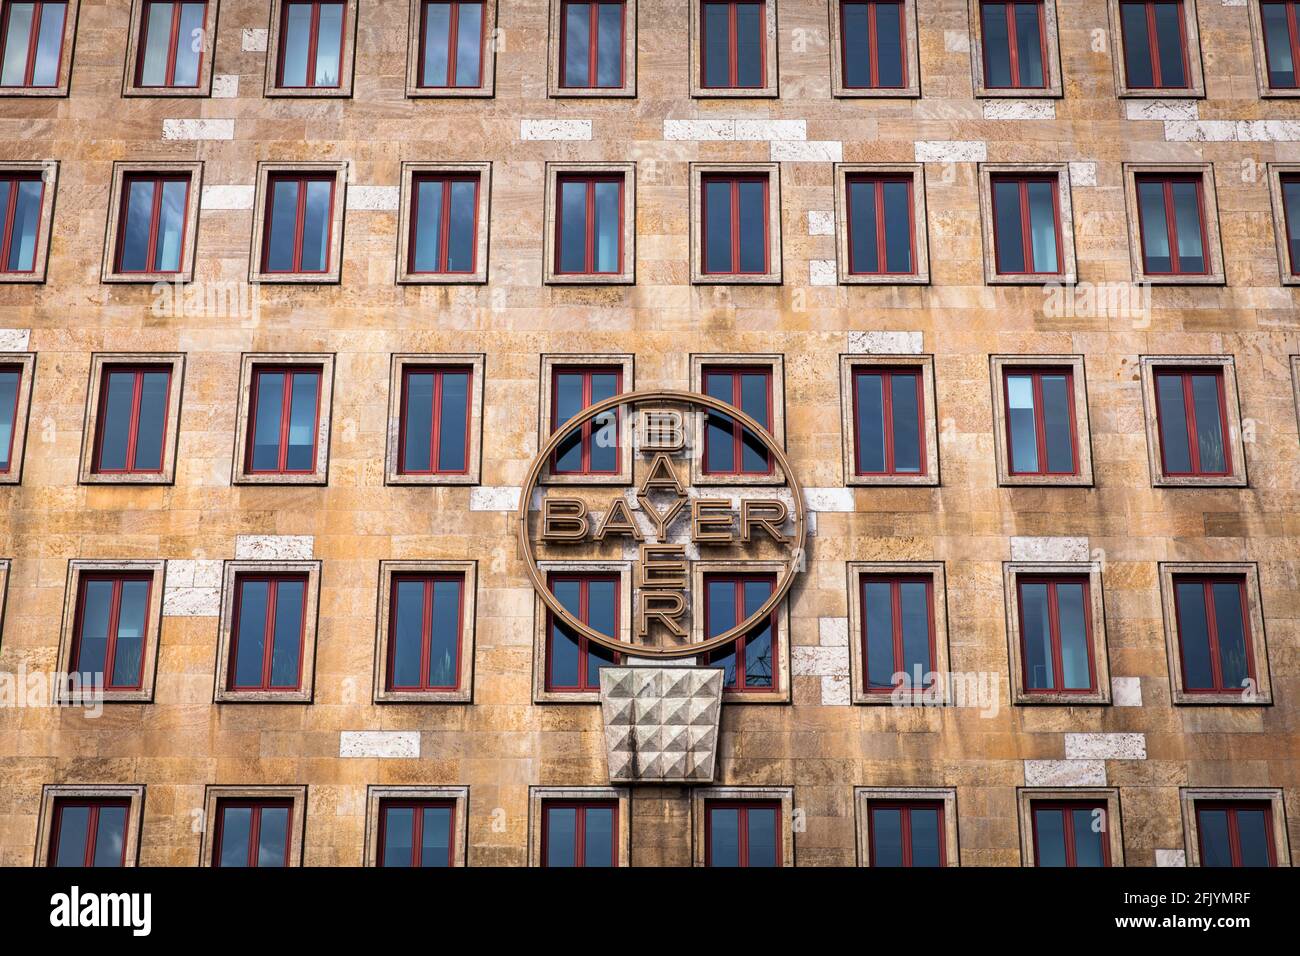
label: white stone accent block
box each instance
[0,329,31,351]
[1065,732,1147,760]
[1010,536,1090,562]
[1156,849,1187,867]
[822,675,851,705]
[771,140,842,162]
[1222,0,1245,6]
[166,559,223,588]
[662,119,807,141]
[848,330,924,354]
[521,119,591,141]
[983,100,1055,120]
[1164,119,1300,142]
[663,119,735,140]
[1068,161,1097,187]
[242,28,268,51]
[1126,99,1198,121]
[804,487,855,512]
[339,731,420,758]
[808,211,835,235]
[163,588,221,617]
[1024,759,1107,787]
[163,119,234,141]
[470,486,522,511]
[201,185,255,210]
[915,140,987,162]
[793,645,850,677]
[235,534,314,560]
[735,119,806,140]
[819,617,849,647]
[809,260,837,285]
[212,74,239,98]
[346,185,400,211]
[1112,677,1142,707]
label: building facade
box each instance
[0,0,1298,867]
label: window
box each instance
[1282,172,1300,274]
[268,0,354,94]
[859,575,934,695]
[701,365,772,476]
[701,173,769,276]
[0,0,69,91]
[0,352,34,482]
[851,367,924,477]
[1118,1,1188,89]
[386,353,484,485]
[1015,576,1095,694]
[377,800,456,867]
[541,801,617,867]
[699,0,768,90]
[845,176,915,276]
[37,786,144,868]
[1135,174,1207,276]
[865,801,945,866]
[555,174,622,276]
[1268,165,1300,281]
[417,1,484,89]
[988,174,1063,277]
[550,365,621,477]
[545,572,619,693]
[1000,366,1079,477]
[132,1,208,89]
[699,574,776,692]
[838,1,906,89]
[705,800,782,866]
[90,366,172,475]
[213,799,293,867]
[557,1,626,90]
[386,573,464,692]
[1182,790,1288,867]
[1257,1,1300,91]
[978,1,1047,89]
[1031,801,1111,866]
[397,162,489,284]
[69,573,152,692]
[250,163,346,283]
[1172,575,1255,696]
[0,171,43,273]
[214,559,321,703]
[245,365,322,476]
[1153,367,1229,477]
[113,174,189,275]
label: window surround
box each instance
[1138,355,1246,487]
[263,0,357,97]
[1017,788,1124,866]
[833,163,929,284]
[101,161,203,283]
[231,352,334,486]
[977,163,1076,284]
[0,351,35,483]
[0,160,58,283]
[528,786,630,866]
[363,785,469,866]
[989,354,1093,486]
[688,353,785,486]
[968,0,1063,97]
[691,787,794,866]
[55,559,166,704]
[385,353,484,485]
[1158,561,1271,705]
[0,560,8,635]
[1293,354,1300,433]
[538,353,634,485]
[35,785,145,867]
[405,0,497,97]
[690,559,791,703]
[395,161,491,285]
[77,352,185,485]
[853,787,958,866]
[1247,0,1300,97]
[531,560,633,703]
[547,0,637,97]
[248,161,347,284]
[1266,163,1300,283]
[373,560,477,703]
[1106,0,1205,97]
[1180,788,1290,867]
[847,561,950,705]
[1122,162,1224,284]
[542,162,636,285]
[1003,561,1110,705]
[213,560,322,703]
[122,0,220,97]
[199,785,307,866]
[688,0,779,97]
[838,353,940,486]
[689,162,782,284]
[0,0,80,97]
[828,0,921,97]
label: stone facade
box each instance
[0,0,1297,867]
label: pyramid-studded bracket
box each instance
[599,666,725,784]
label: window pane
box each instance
[563,3,590,87]
[286,371,319,471]
[1190,373,1225,473]
[1153,2,1186,87]
[545,807,577,866]
[863,581,895,689]
[266,180,300,272]
[1041,373,1074,473]
[848,180,879,274]
[232,581,269,686]
[559,179,589,273]
[53,805,89,866]
[111,579,149,687]
[841,3,871,87]
[217,806,252,866]
[739,371,769,471]
[256,807,289,867]
[251,371,285,471]
[76,580,114,677]
[735,2,763,86]
[1021,582,1054,689]
[592,180,620,272]
[1170,181,1204,272]
[583,806,614,866]
[552,373,584,472]
[899,581,931,679]
[910,807,942,866]
[312,3,343,87]
[589,372,619,473]
[429,578,462,687]
[92,805,127,867]
[402,372,434,472]
[981,3,1011,86]
[1263,4,1295,87]
[382,806,414,866]
[890,372,921,473]
[881,180,912,272]
[421,806,452,866]
[871,807,903,865]
[1013,2,1043,86]
[549,579,581,687]
[412,179,444,272]
[1033,808,1066,866]
[1198,809,1232,866]
[32,2,65,86]
[737,180,766,272]
[154,179,187,272]
[707,579,737,636]
[1120,2,1153,87]
[1026,180,1058,272]
[1005,373,1038,473]
[1211,582,1249,691]
[1236,810,1272,866]
[703,373,736,473]
[742,579,774,688]
[140,2,174,86]
[586,578,617,686]
[1138,181,1171,271]
[875,3,904,87]
[746,808,778,866]
[455,2,482,86]
[133,370,170,470]
[300,179,332,272]
[704,180,733,273]
[1155,374,1192,473]
[854,372,886,473]
[708,807,740,866]
[422,2,450,86]
[1175,581,1214,689]
[281,3,312,86]
[702,2,730,87]
[7,179,43,271]
[446,179,476,272]
[172,3,206,86]
[595,3,621,86]
[0,369,18,469]
[993,180,1026,273]
[437,370,469,471]
[98,372,136,471]
[1,4,35,86]
[269,580,305,687]
[120,180,156,272]
[391,580,425,687]
[1071,807,1106,867]
[1283,180,1300,270]
[1056,582,1091,690]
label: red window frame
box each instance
[701,572,779,693]
[385,572,465,692]
[845,174,916,276]
[700,173,771,276]
[1016,574,1097,694]
[980,0,1048,89]
[211,799,294,867]
[135,0,209,88]
[0,0,66,88]
[1153,367,1231,477]
[867,799,946,866]
[990,174,1063,276]
[275,0,346,89]
[245,365,323,476]
[839,1,907,89]
[700,1,767,89]
[398,365,472,475]
[1172,575,1256,695]
[226,574,310,692]
[0,362,24,472]
[409,173,480,275]
[1119,0,1190,89]
[0,173,44,274]
[540,800,619,867]
[261,173,336,274]
[701,365,773,476]
[851,366,927,477]
[417,1,486,89]
[377,799,456,866]
[1002,366,1079,476]
[545,572,620,692]
[554,174,625,275]
[1135,174,1210,276]
[1030,801,1111,866]
[92,365,172,475]
[1195,801,1277,867]
[704,799,783,867]
[549,365,622,476]
[859,574,936,695]
[1262,2,1300,89]
[114,173,191,275]
[48,799,130,867]
[70,572,153,691]
[558,1,626,89]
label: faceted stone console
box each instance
[599,667,724,784]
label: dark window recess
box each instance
[861,575,934,693]
[702,175,769,275]
[1004,368,1077,475]
[546,574,619,692]
[556,175,622,275]
[1135,175,1208,275]
[542,801,617,866]
[980,1,1045,89]
[991,176,1061,275]
[868,800,945,866]
[1032,802,1110,867]
[0,173,45,273]
[399,366,471,474]
[378,800,455,867]
[840,1,906,89]
[852,367,924,476]
[213,800,292,867]
[705,800,781,866]
[700,575,777,691]
[263,174,335,273]
[847,176,914,275]
[93,366,172,474]
[1153,368,1229,476]
[228,575,308,692]
[49,799,130,867]
[701,1,765,89]
[1173,576,1254,695]
[0,363,23,472]
[136,1,207,87]
[116,174,189,274]
[387,574,464,691]
[551,366,621,475]
[1119,1,1189,89]
[277,1,345,88]
[410,174,478,274]
[247,366,322,475]
[419,1,484,88]
[0,1,67,88]
[1018,576,1095,693]
[1196,802,1276,867]
[702,366,772,475]
[71,574,152,691]
[1279,174,1300,272]
[560,2,625,88]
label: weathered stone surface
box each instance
[1024,760,1108,787]
[1064,733,1148,761]
[339,732,420,759]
